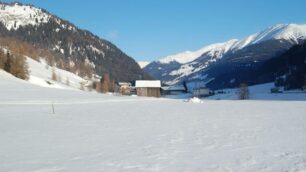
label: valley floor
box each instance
[1,71,306,172]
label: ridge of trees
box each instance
[0,49,29,80]
[0,36,94,80]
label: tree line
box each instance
[0,49,29,80]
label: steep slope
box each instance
[0,2,147,82]
[254,41,306,90]
[26,57,89,90]
[145,24,306,87]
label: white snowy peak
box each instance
[138,61,150,68]
[158,39,239,64]
[156,23,306,65]
[0,2,51,30]
[233,24,306,49]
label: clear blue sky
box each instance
[3,0,306,61]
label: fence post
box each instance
[51,102,55,114]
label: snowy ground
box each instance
[26,57,89,91]
[1,70,306,172]
[205,83,306,101]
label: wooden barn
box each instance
[118,82,132,95]
[135,80,161,97]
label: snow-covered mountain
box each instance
[0,2,148,82]
[138,61,150,69]
[144,23,306,86]
[0,3,50,30]
[158,39,239,64]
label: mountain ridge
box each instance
[0,2,148,82]
[145,23,306,87]
[154,23,306,65]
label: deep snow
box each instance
[1,70,306,172]
[207,83,306,101]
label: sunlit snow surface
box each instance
[0,3,50,30]
[26,57,87,90]
[0,70,306,172]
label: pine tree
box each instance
[4,52,11,73]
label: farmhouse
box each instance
[135,80,161,97]
[118,82,132,95]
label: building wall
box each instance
[193,88,210,97]
[120,86,131,95]
[136,87,161,97]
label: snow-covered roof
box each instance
[135,80,161,88]
[118,82,131,86]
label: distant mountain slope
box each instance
[138,61,150,69]
[145,24,306,88]
[0,2,148,82]
[255,41,306,90]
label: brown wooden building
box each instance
[135,80,161,97]
[118,82,132,95]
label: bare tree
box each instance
[57,73,62,83]
[238,83,249,100]
[0,49,6,69]
[79,82,85,91]
[51,67,57,81]
[65,77,70,86]
[100,73,110,93]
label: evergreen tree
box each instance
[4,52,11,73]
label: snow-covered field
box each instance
[1,70,306,172]
[207,83,306,101]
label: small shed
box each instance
[135,80,161,97]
